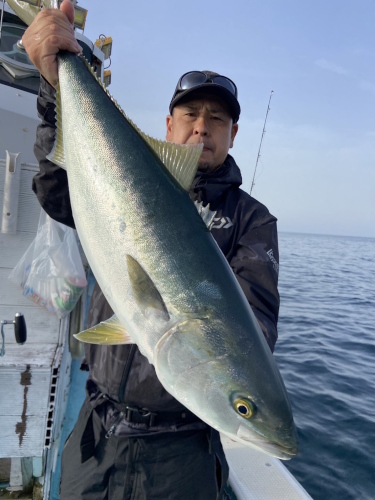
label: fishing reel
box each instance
[0,312,27,356]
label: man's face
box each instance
[166,95,238,173]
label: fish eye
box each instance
[233,398,256,419]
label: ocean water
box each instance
[274,232,375,500]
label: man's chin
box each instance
[198,161,219,173]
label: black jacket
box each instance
[32,77,280,427]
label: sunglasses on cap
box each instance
[177,71,238,98]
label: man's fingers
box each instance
[22,6,81,86]
[31,8,80,47]
[35,33,81,86]
[39,21,82,53]
[60,0,75,26]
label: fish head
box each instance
[155,317,298,459]
[194,361,299,460]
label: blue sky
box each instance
[83,0,374,237]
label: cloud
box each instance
[315,60,375,95]
[315,58,348,76]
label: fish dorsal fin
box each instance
[126,254,170,321]
[46,83,66,169]
[194,201,217,230]
[74,315,132,345]
[142,137,203,191]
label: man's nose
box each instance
[193,116,209,135]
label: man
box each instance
[23,3,280,498]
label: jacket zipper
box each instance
[105,411,125,438]
[118,344,137,403]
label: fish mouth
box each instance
[236,424,298,460]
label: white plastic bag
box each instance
[9,210,87,318]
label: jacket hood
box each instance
[191,155,243,204]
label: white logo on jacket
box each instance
[267,249,279,274]
[211,217,233,229]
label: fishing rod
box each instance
[250,90,274,196]
[0,0,5,41]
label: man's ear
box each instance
[230,123,239,148]
[166,115,173,140]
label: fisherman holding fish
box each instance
[22,1,290,498]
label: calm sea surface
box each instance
[275,232,375,500]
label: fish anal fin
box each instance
[74,314,132,345]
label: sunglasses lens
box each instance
[179,72,237,98]
[180,72,207,90]
[212,76,237,96]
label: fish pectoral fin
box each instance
[46,83,67,170]
[74,315,133,345]
[141,135,203,191]
[126,254,170,321]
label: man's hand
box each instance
[22,0,82,87]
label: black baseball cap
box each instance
[169,70,241,123]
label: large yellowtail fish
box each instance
[11,0,298,459]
